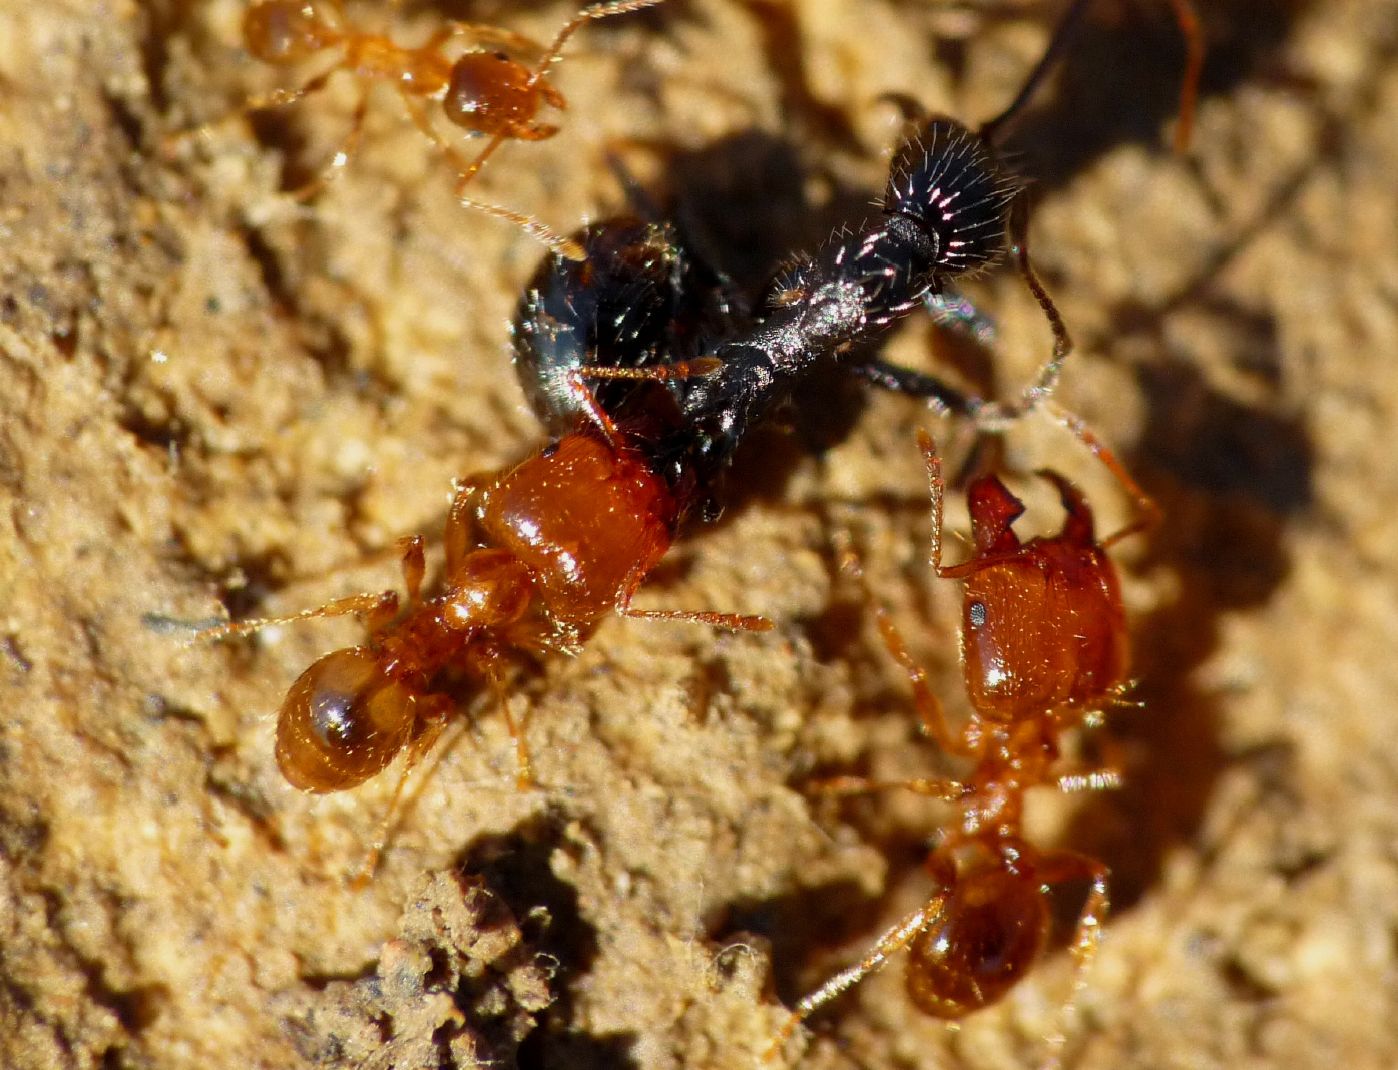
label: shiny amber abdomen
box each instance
[905,866,1049,1018]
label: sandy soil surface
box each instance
[2,1,1396,1068]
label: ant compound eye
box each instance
[968,600,988,630]
[276,647,416,792]
[884,119,1018,276]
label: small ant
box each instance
[765,415,1159,1063]
[173,0,669,256]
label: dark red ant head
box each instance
[275,647,417,792]
[965,474,1026,556]
[243,2,333,65]
[883,119,1018,277]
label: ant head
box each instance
[444,52,548,134]
[275,647,416,792]
[884,119,1018,277]
[965,474,1026,556]
[243,2,335,66]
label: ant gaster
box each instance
[766,415,1159,1062]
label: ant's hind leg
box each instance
[196,588,401,645]
[468,646,535,790]
[764,899,943,1063]
[285,85,370,201]
[620,607,772,632]
[350,691,455,889]
[1034,849,1111,1070]
[831,528,970,758]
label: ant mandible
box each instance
[766,413,1160,1063]
[175,0,669,256]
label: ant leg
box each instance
[1054,765,1124,794]
[621,608,773,632]
[165,63,341,155]
[195,588,400,644]
[832,528,970,757]
[399,94,585,259]
[576,357,723,383]
[285,84,370,202]
[468,646,534,789]
[968,197,1073,430]
[396,535,426,603]
[806,773,965,800]
[444,476,490,577]
[1033,850,1111,1070]
[850,288,996,414]
[349,692,454,889]
[1042,402,1162,547]
[764,899,944,1063]
[849,359,970,417]
[924,286,998,344]
[979,0,1094,148]
[1165,0,1205,153]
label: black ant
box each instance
[765,414,1159,1064]
[511,0,1207,486]
[170,0,669,256]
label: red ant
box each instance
[765,411,1159,1063]
[200,380,770,872]
[172,0,669,256]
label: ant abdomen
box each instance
[242,2,330,65]
[906,864,1049,1018]
[276,647,419,793]
[885,118,1017,278]
[512,218,697,435]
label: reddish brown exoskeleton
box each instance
[202,387,768,874]
[768,413,1158,1062]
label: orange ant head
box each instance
[444,52,558,137]
[244,2,334,66]
[275,646,417,792]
